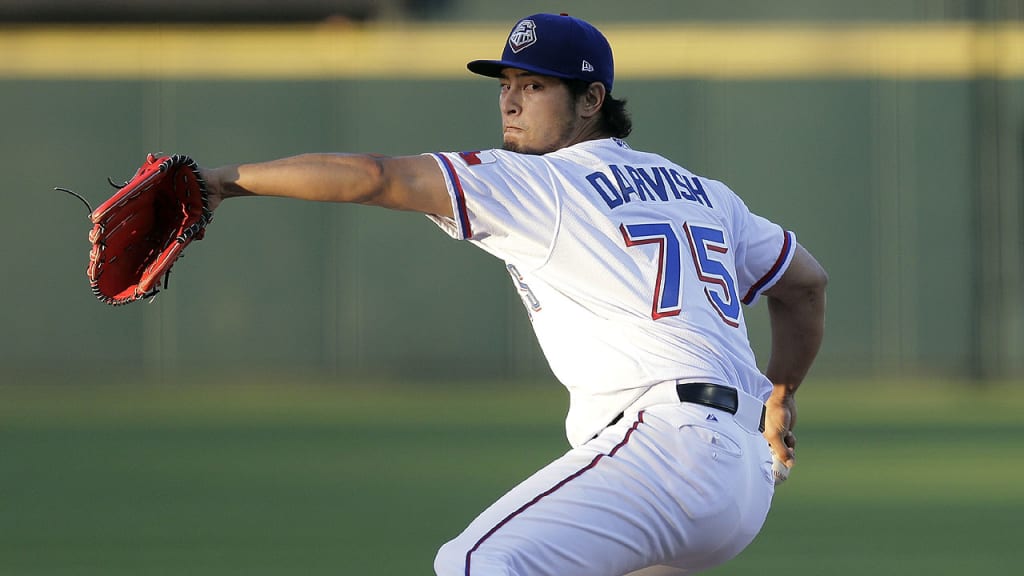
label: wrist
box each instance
[767,382,797,405]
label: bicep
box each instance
[763,243,828,302]
[373,155,453,218]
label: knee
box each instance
[434,539,515,576]
[433,539,465,576]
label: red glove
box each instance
[85,154,212,305]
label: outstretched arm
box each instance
[760,243,828,469]
[201,153,453,218]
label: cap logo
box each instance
[582,60,594,72]
[508,19,537,53]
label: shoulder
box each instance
[432,149,557,176]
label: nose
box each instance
[500,88,520,116]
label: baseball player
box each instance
[200,13,827,575]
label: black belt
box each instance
[608,382,766,432]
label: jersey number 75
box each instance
[619,221,740,327]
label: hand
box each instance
[763,384,797,469]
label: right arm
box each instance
[760,243,828,468]
[201,153,454,218]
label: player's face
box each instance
[498,69,580,155]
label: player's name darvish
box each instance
[586,163,713,210]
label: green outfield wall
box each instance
[2,19,1022,382]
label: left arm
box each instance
[201,153,453,217]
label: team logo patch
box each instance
[508,19,537,53]
[458,150,496,166]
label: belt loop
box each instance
[731,388,766,434]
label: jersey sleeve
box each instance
[424,150,560,269]
[715,181,797,306]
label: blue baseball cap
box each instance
[468,13,615,93]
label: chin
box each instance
[502,137,523,153]
[502,139,550,156]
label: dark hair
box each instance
[566,79,633,139]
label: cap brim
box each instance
[467,59,576,81]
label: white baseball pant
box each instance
[434,394,775,576]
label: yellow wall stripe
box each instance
[1,22,1022,80]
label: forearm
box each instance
[210,153,388,205]
[764,288,826,394]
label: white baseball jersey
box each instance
[427,138,795,447]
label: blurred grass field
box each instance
[2,376,1022,575]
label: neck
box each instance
[565,118,609,148]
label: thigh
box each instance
[435,406,773,576]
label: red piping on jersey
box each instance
[435,153,473,239]
[464,412,646,575]
[742,230,794,305]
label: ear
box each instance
[578,82,606,119]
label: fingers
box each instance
[763,409,796,467]
[763,386,798,467]
[767,428,795,488]
[766,429,795,467]
[779,430,796,467]
[770,446,792,484]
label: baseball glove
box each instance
[72,154,213,305]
